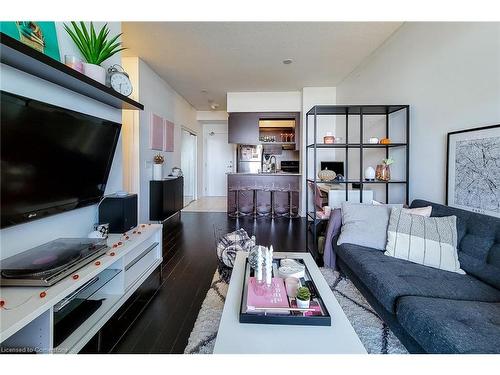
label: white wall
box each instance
[197,111,228,122]
[227,91,302,112]
[337,22,500,204]
[0,22,123,259]
[121,57,201,223]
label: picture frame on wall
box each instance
[150,113,164,151]
[0,21,61,61]
[164,120,174,152]
[446,124,500,218]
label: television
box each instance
[1,91,122,228]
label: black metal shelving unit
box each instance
[0,32,144,110]
[305,105,410,262]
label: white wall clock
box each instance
[107,64,133,97]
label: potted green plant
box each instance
[296,286,311,309]
[64,22,125,84]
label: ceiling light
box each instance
[201,89,208,94]
[282,59,293,65]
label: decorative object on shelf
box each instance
[446,124,500,217]
[88,223,109,239]
[150,113,164,150]
[153,153,164,181]
[64,55,83,73]
[284,277,300,298]
[334,174,345,182]
[369,137,380,144]
[248,245,267,269]
[318,167,336,182]
[379,138,391,145]
[171,167,183,177]
[0,21,60,61]
[323,205,332,217]
[364,166,376,181]
[107,64,132,96]
[376,158,394,182]
[323,132,335,144]
[278,259,305,279]
[164,120,175,152]
[64,22,125,85]
[296,287,311,309]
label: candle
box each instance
[265,248,272,286]
[256,247,263,282]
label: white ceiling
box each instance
[122,22,402,110]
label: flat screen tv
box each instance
[1,90,121,228]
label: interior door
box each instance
[206,131,234,196]
[181,129,197,205]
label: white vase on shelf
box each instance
[83,63,106,84]
[153,164,163,180]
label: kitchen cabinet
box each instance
[259,112,301,151]
[228,112,259,144]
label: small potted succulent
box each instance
[64,22,125,84]
[153,153,164,181]
[296,286,311,309]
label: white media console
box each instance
[0,224,162,353]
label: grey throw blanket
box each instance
[323,208,342,269]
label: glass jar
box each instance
[376,164,391,181]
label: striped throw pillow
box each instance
[385,208,465,274]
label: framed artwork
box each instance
[447,124,500,217]
[164,120,174,152]
[0,21,61,61]
[150,113,164,151]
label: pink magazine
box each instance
[246,277,289,310]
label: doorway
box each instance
[204,124,235,196]
[181,128,197,206]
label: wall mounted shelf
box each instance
[0,33,144,110]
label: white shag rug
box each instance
[184,268,408,354]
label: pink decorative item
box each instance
[64,55,83,73]
[164,120,174,152]
[246,277,289,310]
[150,113,164,151]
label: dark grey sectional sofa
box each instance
[334,199,500,353]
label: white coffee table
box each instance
[213,252,366,354]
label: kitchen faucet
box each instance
[269,155,277,173]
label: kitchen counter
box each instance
[227,173,301,217]
[226,172,301,176]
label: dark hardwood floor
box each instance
[113,212,307,354]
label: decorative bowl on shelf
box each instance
[318,168,336,181]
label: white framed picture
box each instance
[447,124,500,217]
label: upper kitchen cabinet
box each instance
[258,112,301,151]
[228,112,300,150]
[228,112,260,144]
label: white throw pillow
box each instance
[385,208,464,274]
[402,206,432,217]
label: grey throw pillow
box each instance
[337,202,392,250]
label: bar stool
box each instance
[286,183,300,218]
[250,182,259,218]
[228,184,241,218]
[238,186,254,216]
[273,185,290,218]
[256,182,272,217]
